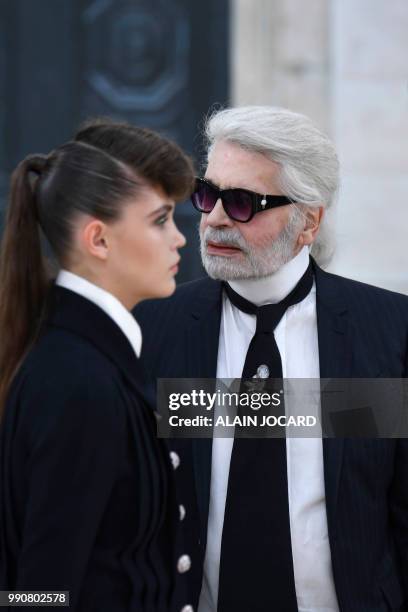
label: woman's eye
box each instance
[155,215,169,227]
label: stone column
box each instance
[230,0,408,293]
[231,0,331,132]
[330,0,408,293]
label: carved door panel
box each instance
[0,0,229,281]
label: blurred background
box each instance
[0,0,407,292]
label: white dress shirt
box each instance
[56,270,142,358]
[198,247,339,612]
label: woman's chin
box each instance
[135,276,177,304]
[161,278,177,297]
[151,278,177,299]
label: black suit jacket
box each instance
[135,263,408,612]
[0,287,193,612]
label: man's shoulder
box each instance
[323,267,407,298]
[318,266,408,314]
[173,275,220,300]
[134,276,221,321]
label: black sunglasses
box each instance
[191,177,294,223]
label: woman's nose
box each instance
[173,221,186,249]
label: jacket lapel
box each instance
[185,278,223,378]
[314,262,352,380]
[313,262,350,536]
[185,279,223,540]
[47,286,155,408]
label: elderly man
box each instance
[135,107,408,612]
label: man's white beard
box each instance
[199,207,304,280]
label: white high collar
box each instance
[228,246,310,306]
[56,270,142,358]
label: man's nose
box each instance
[205,199,234,228]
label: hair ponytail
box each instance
[0,155,50,417]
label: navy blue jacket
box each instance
[0,286,194,611]
[135,262,408,612]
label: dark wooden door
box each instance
[0,0,229,281]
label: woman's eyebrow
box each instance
[147,203,174,218]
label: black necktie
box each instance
[217,261,314,612]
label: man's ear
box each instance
[82,219,109,261]
[297,205,324,247]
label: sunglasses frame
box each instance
[191,177,294,222]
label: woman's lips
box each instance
[169,259,180,273]
[206,241,242,256]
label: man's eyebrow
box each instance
[203,177,223,189]
[203,177,243,190]
[147,203,174,218]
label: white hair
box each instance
[204,106,340,266]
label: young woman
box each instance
[0,120,195,611]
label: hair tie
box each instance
[25,154,49,177]
[23,154,49,223]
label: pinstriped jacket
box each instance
[135,260,408,612]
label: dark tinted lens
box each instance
[222,189,253,221]
[191,182,217,213]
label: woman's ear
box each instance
[82,219,109,260]
[297,205,324,247]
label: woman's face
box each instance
[101,183,186,308]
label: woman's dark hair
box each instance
[0,119,194,416]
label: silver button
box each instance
[181,606,194,612]
[254,364,269,379]
[179,504,186,521]
[169,451,180,470]
[177,554,191,573]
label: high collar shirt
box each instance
[198,247,340,612]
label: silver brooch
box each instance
[253,364,270,379]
